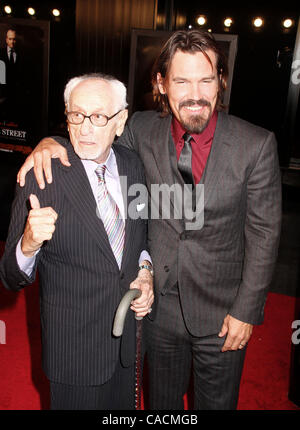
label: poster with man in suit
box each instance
[0,19,49,153]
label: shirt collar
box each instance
[172,109,218,146]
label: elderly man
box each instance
[17,30,281,410]
[0,73,154,410]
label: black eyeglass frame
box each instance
[65,109,122,127]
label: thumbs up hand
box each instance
[29,194,41,210]
[21,194,58,257]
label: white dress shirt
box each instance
[16,148,151,275]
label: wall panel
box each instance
[76,0,157,83]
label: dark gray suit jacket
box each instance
[118,110,282,337]
[0,142,147,385]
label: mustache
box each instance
[179,99,211,109]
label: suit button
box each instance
[164,265,169,272]
[120,273,124,280]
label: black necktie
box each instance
[9,50,14,64]
[178,133,194,187]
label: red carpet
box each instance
[238,293,299,410]
[0,240,299,410]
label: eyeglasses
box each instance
[65,109,122,127]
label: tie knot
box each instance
[183,133,192,145]
[95,165,106,182]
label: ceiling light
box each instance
[283,18,293,29]
[4,5,12,14]
[28,7,35,16]
[224,18,233,28]
[253,17,264,28]
[197,15,206,26]
[52,9,60,17]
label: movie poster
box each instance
[0,18,49,154]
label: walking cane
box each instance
[113,288,143,410]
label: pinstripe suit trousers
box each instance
[49,360,135,410]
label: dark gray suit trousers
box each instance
[145,283,247,410]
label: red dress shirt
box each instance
[171,110,218,184]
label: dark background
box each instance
[0,0,299,241]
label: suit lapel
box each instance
[199,112,234,209]
[150,114,185,233]
[57,144,117,267]
[113,145,135,271]
[151,114,177,188]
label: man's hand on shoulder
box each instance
[17,137,71,190]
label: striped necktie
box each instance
[95,165,125,269]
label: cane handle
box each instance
[113,288,142,337]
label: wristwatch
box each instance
[139,264,154,276]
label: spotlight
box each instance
[224,18,233,28]
[253,17,264,28]
[283,18,293,29]
[197,15,206,26]
[4,5,12,14]
[28,7,35,16]
[52,9,60,17]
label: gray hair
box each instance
[64,73,128,111]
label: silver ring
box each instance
[148,308,152,314]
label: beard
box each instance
[178,99,212,134]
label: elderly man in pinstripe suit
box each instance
[0,73,154,410]
[16,30,281,410]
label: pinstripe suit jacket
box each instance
[117,110,282,337]
[0,142,147,385]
